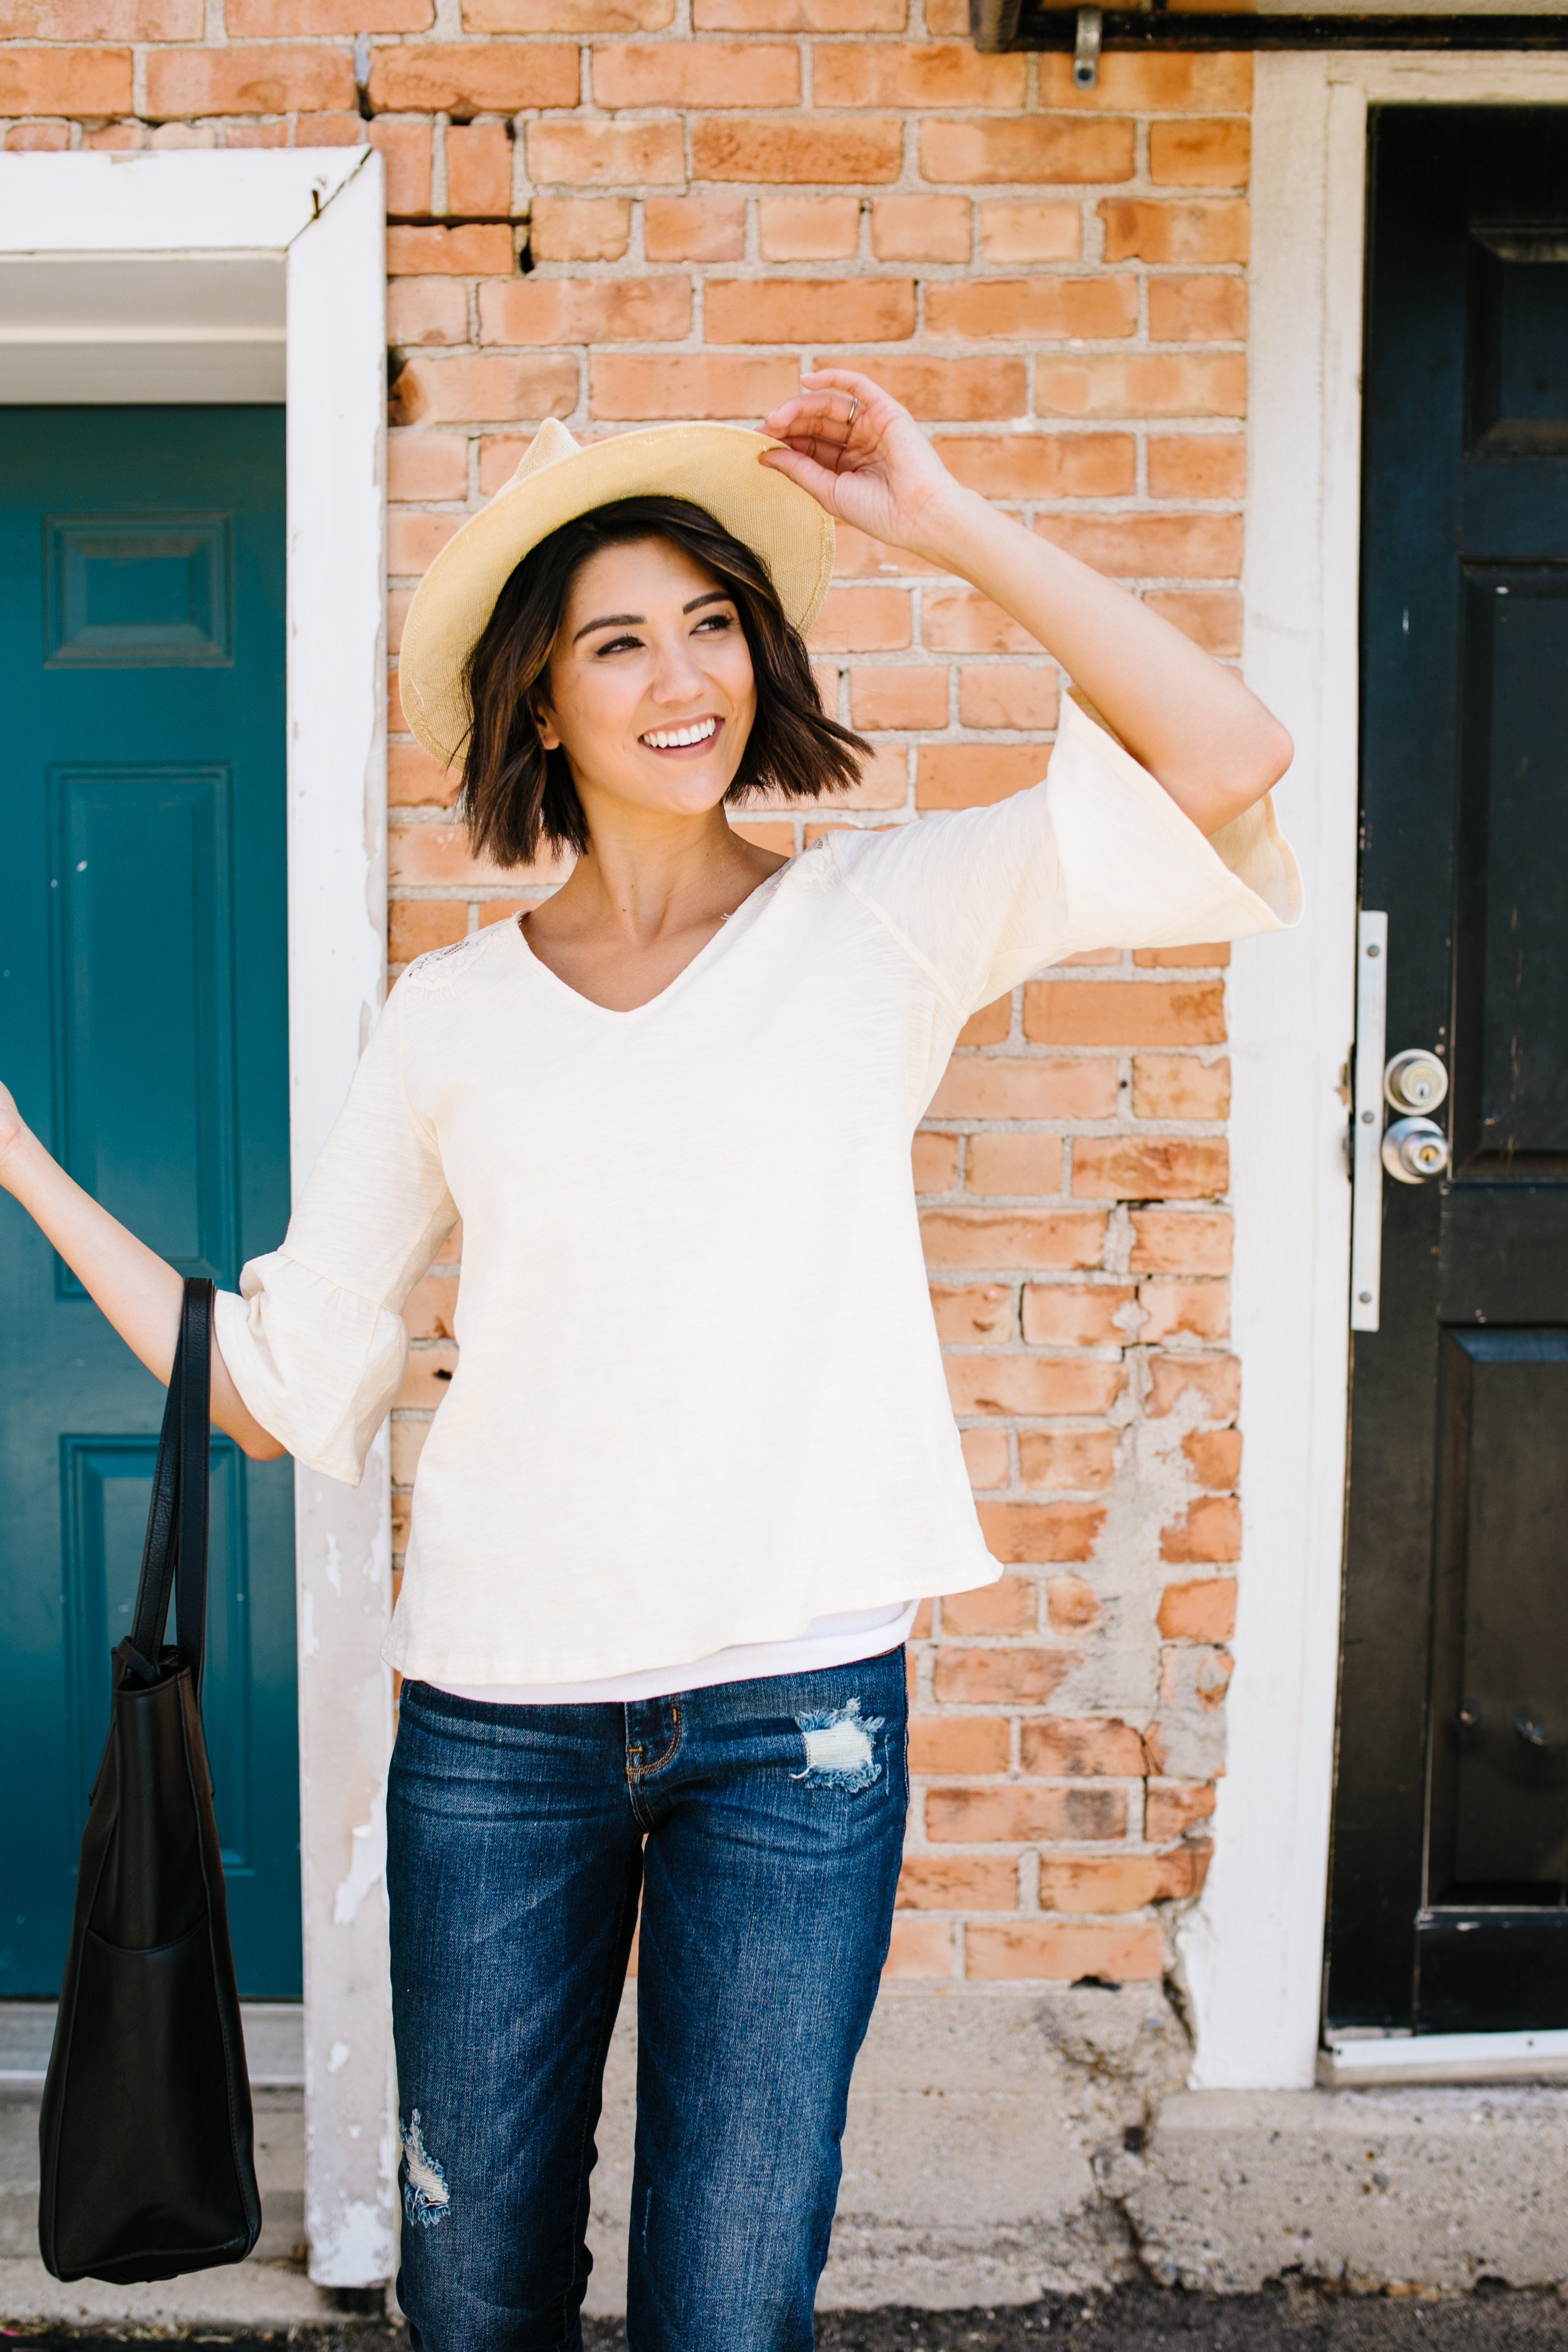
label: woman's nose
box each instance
[647,633,707,704]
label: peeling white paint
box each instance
[333,1781,388,1927]
[299,1586,320,1661]
[324,1529,343,1597]
[316,2196,396,2285]
[329,2040,351,2074]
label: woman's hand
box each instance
[760,370,970,561]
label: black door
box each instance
[1327,108,1568,2035]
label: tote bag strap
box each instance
[127,1277,214,1700]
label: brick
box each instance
[1099,197,1249,264]
[644,196,744,261]
[446,122,513,219]
[933,432,1134,500]
[758,196,860,261]
[696,115,903,183]
[1151,119,1250,190]
[530,119,684,187]
[371,118,435,219]
[1025,981,1226,1048]
[966,1919,1165,1982]
[929,1283,1014,1344]
[957,996,1011,1047]
[230,0,428,23]
[831,524,942,581]
[931,1648,1075,1706]
[370,42,576,114]
[697,0,905,21]
[1149,274,1248,346]
[1021,1283,1132,1346]
[928,1784,1124,1843]
[1183,1428,1241,1491]
[912,1131,958,1193]
[850,667,948,730]
[961,1427,1010,1488]
[1146,1352,1240,1422]
[1139,1279,1229,1345]
[1148,434,1246,501]
[389,824,564,888]
[404,1273,458,1343]
[481,276,692,345]
[389,1417,429,1483]
[927,276,1136,344]
[389,741,462,808]
[397,1343,460,1408]
[466,0,673,26]
[922,1208,1104,1272]
[883,1917,953,1978]
[296,115,370,149]
[0,0,193,27]
[594,39,798,106]
[814,42,1024,109]
[1144,591,1243,658]
[1036,52,1250,114]
[898,1856,1018,1910]
[1161,1640,1233,1714]
[824,353,1032,420]
[1037,511,1243,581]
[1047,1572,1101,1631]
[1129,1210,1231,1275]
[979,200,1081,262]
[908,1717,1011,1775]
[948,1353,1120,1419]
[920,117,1134,188]
[921,588,1035,653]
[0,46,130,114]
[975,1500,1105,1564]
[1161,1499,1242,1567]
[806,586,911,653]
[82,120,145,148]
[387,225,515,275]
[916,745,1048,811]
[958,665,1059,732]
[821,744,907,808]
[531,197,632,261]
[1020,1716,1146,1777]
[146,45,352,116]
[1037,348,1246,420]
[1072,1136,1229,1201]
[729,819,794,854]
[1145,1780,1216,1843]
[590,352,798,419]
[1136,943,1232,973]
[872,195,970,262]
[148,123,217,147]
[965,1133,1063,1197]
[707,277,915,345]
[911,1599,934,1638]
[1038,1852,1201,1914]
[8,120,68,148]
[388,433,469,502]
[1158,1574,1237,1638]
[390,901,467,963]
[1132,1054,1229,1120]
[942,1575,1038,1636]
[388,278,469,351]
[388,512,462,575]
[392,353,577,426]
[1018,1430,1117,1492]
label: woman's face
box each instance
[535,535,758,825]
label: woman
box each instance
[0,369,1297,2351]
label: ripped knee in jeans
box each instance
[401,2109,451,2228]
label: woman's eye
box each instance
[695,612,734,634]
[594,633,642,657]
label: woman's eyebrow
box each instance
[572,588,734,644]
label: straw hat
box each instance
[398,418,837,771]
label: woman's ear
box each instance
[533,697,562,753]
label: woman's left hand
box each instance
[759,370,966,560]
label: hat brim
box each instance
[397,422,836,771]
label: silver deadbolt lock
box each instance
[1384,1049,1448,1115]
[1382,1117,1451,1184]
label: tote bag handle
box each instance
[125,1278,213,1701]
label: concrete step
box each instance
[0,2000,303,2091]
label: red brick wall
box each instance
[3,3,1249,1995]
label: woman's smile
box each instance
[640,714,722,756]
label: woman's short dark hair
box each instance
[459,495,870,868]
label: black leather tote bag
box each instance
[39,1277,262,2284]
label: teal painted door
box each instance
[0,408,299,1997]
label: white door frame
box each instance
[1184,51,1568,2092]
[0,149,395,2285]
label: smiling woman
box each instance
[0,369,1300,2352]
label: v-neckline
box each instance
[506,855,797,1021]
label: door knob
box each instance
[1382,1117,1450,1184]
[1384,1049,1448,1115]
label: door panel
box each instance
[0,408,298,1997]
[1327,109,1568,2034]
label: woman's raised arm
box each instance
[762,368,1292,839]
[0,1083,286,1460]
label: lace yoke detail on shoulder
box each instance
[403,925,508,993]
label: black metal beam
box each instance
[972,3,1568,52]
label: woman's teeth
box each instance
[642,718,718,749]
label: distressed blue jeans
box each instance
[386,1645,909,2352]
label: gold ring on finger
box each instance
[846,396,858,428]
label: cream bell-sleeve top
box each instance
[214,700,1301,1687]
